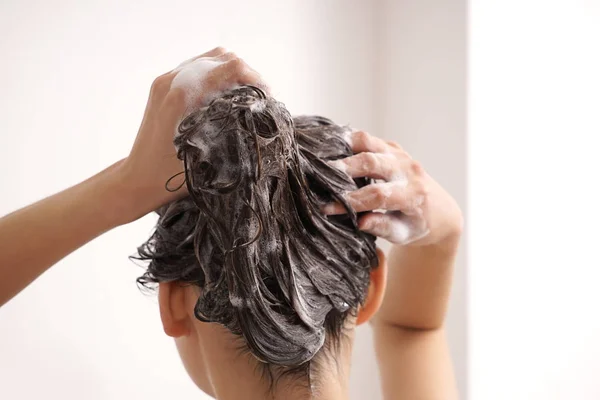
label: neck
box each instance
[209,362,350,400]
[191,320,356,399]
[205,345,352,400]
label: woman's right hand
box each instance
[0,47,268,306]
[116,47,268,224]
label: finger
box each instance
[358,211,429,245]
[359,211,411,243]
[200,46,228,58]
[182,47,229,65]
[213,51,238,62]
[182,60,238,107]
[171,52,237,103]
[348,131,394,154]
[203,59,269,96]
[323,181,420,215]
[235,65,271,95]
[387,140,412,158]
[329,152,407,182]
[347,181,414,213]
[172,47,229,72]
[148,72,178,104]
[386,140,404,150]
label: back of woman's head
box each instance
[136,86,378,374]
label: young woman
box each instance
[0,47,462,400]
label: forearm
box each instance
[0,48,261,308]
[373,235,460,330]
[0,161,130,306]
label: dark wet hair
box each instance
[135,86,378,373]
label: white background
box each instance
[5,1,598,400]
[469,1,600,399]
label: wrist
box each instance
[431,232,461,256]
[97,159,148,226]
[107,159,185,225]
[403,231,462,257]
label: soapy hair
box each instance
[135,86,378,372]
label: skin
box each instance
[0,47,462,399]
[326,132,463,399]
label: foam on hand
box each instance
[384,170,429,244]
[358,180,429,244]
[327,145,430,244]
[170,57,235,110]
[361,210,430,245]
[327,159,349,175]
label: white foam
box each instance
[409,226,430,243]
[173,56,197,71]
[364,213,419,245]
[389,213,430,245]
[249,101,266,113]
[187,136,209,153]
[349,182,397,209]
[342,128,353,145]
[386,219,413,243]
[390,168,409,185]
[206,121,220,135]
[328,159,349,175]
[171,58,226,109]
[229,295,245,308]
[265,237,279,253]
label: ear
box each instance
[158,282,192,338]
[356,247,388,326]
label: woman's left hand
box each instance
[325,130,463,247]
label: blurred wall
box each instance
[0,1,467,399]
[374,1,468,397]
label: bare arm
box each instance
[0,162,127,306]
[0,47,266,308]
[377,238,458,329]
[373,238,460,400]
[328,131,463,399]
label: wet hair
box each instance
[135,86,378,374]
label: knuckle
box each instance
[151,74,171,95]
[355,130,370,143]
[373,186,388,203]
[223,51,237,59]
[412,180,429,198]
[362,152,379,170]
[387,140,408,156]
[164,87,185,109]
[228,58,246,73]
[213,46,227,54]
[387,140,402,149]
[410,160,424,175]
